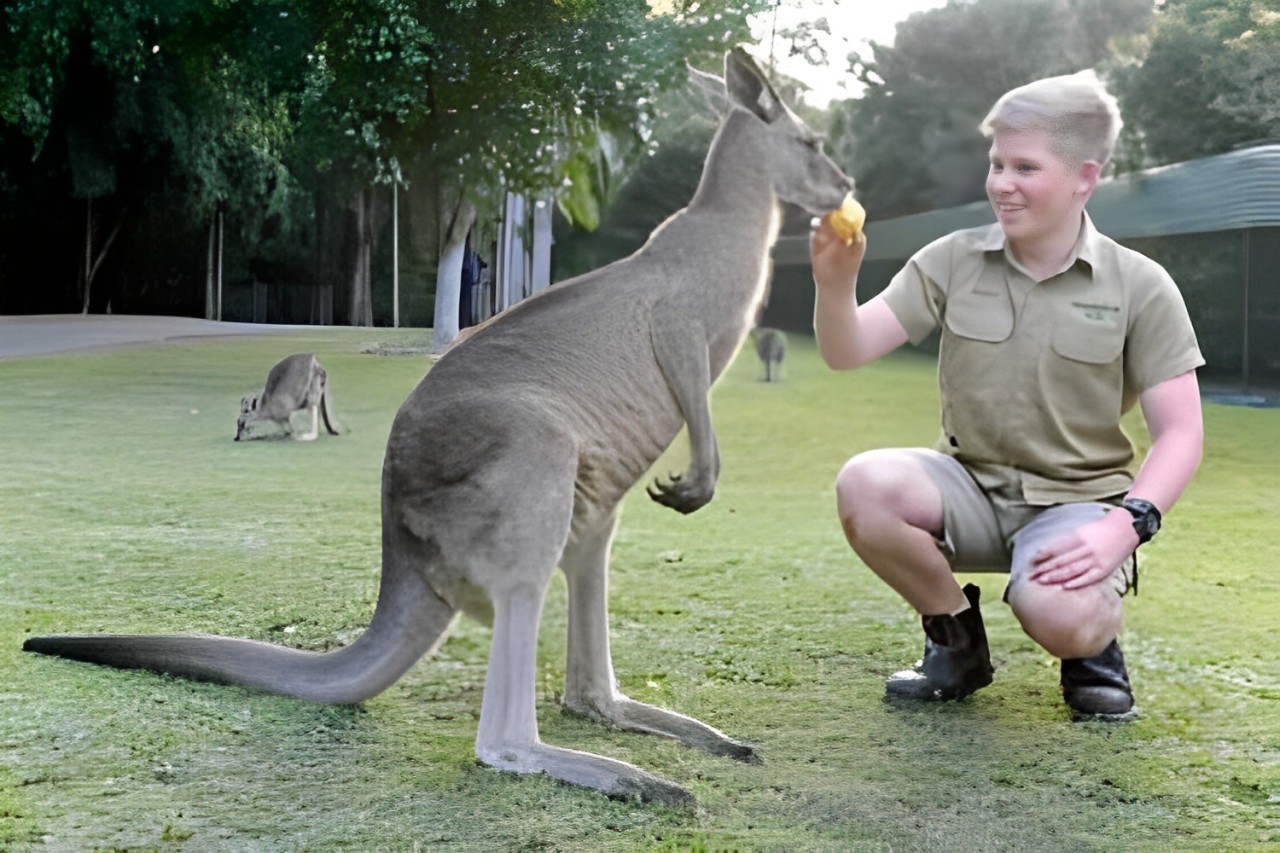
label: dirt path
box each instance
[0,314,303,360]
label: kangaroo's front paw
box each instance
[646,472,713,514]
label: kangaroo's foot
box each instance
[476,741,694,806]
[565,693,758,763]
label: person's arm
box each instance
[1124,369,1204,511]
[811,215,909,370]
[1029,369,1204,590]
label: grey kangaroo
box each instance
[24,48,853,805]
[753,327,787,382]
[235,353,343,441]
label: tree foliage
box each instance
[0,0,766,317]
[1,0,313,311]
[1109,0,1280,168]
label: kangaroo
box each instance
[23,48,854,805]
[753,327,787,382]
[235,353,343,441]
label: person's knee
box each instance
[836,450,944,548]
[835,454,878,527]
[835,450,914,522]
[1008,582,1121,659]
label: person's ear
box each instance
[1077,160,1102,196]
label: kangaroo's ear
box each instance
[686,60,729,114]
[687,61,723,98]
[724,46,784,123]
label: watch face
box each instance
[1123,500,1160,543]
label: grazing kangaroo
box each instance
[24,48,853,805]
[235,353,343,441]
[753,327,787,382]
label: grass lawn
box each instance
[2,328,1277,851]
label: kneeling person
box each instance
[809,71,1204,716]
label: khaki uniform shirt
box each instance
[881,213,1204,505]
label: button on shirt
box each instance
[880,213,1204,505]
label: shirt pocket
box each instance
[942,284,1014,343]
[1052,302,1125,364]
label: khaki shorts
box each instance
[904,449,1136,598]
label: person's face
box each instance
[986,129,1093,247]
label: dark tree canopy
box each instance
[0,0,766,317]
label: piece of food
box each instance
[829,194,866,246]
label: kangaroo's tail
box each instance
[320,369,344,436]
[23,548,455,705]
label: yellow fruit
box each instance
[829,194,866,246]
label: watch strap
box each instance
[1121,498,1162,545]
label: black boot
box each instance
[885,583,995,701]
[1061,639,1134,717]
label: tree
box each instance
[0,0,311,315]
[1109,0,1280,169]
[397,0,767,346]
[0,0,769,325]
[286,0,767,338]
[829,0,1152,219]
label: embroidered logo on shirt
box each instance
[1072,302,1120,324]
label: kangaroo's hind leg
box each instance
[560,509,757,763]
[456,453,690,804]
[476,580,691,805]
[295,404,320,441]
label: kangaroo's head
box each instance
[716,47,854,215]
[234,394,261,441]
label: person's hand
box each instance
[1027,510,1138,591]
[810,213,867,299]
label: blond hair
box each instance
[980,70,1122,168]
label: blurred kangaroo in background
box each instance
[25,48,854,805]
[753,327,787,382]
[235,353,343,441]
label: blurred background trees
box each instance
[830,0,1154,219]
[832,0,1279,220]
[3,0,1278,325]
[0,0,763,324]
[558,0,1280,281]
[1108,0,1280,167]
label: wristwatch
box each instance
[1121,498,1162,545]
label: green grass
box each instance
[2,330,1277,851]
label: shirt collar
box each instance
[980,212,1102,278]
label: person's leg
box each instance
[1007,504,1136,715]
[835,448,966,615]
[835,449,1004,700]
[1005,504,1126,659]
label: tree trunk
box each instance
[81,198,92,314]
[431,191,476,349]
[205,213,216,320]
[392,183,400,328]
[80,198,123,314]
[315,183,343,324]
[215,206,224,321]
[349,188,374,327]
